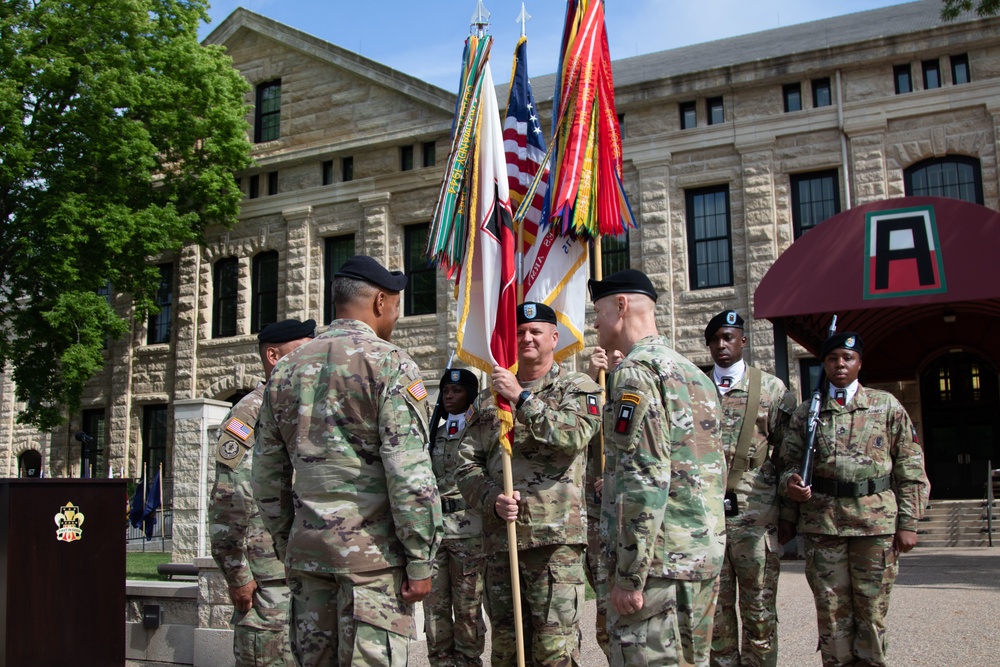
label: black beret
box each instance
[704,310,744,344]
[334,255,408,292]
[440,368,479,395]
[588,269,658,302]
[258,319,316,344]
[820,331,863,358]
[517,302,557,325]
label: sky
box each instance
[199,1,916,92]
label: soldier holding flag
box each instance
[457,302,602,667]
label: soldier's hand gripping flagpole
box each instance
[801,315,838,486]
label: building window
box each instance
[922,59,941,89]
[251,251,279,333]
[249,174,260,199]
[322,160,334,186]
[686,186,732,289]
[707,96,724,125]
[267,171,278,196]
[894,64,912,94]
[617,113,626,138]
[591,234,630,279]
[342,156,354,182]
[81,408,106,478]
[783,83,802,112]
[401,145,414,172]
[422,141,436,168]
[791,170,841,238]
[141,404,169,477]
[680,101,697,130]
[324,235,356,324]
[951,54,970,84]
[812,77,832,107]
[799,359,822,402]
[254,79,281,143]
[213,257,239,338]
[147,263,173,344]
[235,176,242,194]
[404,224,435,316]
[904,156,983,204]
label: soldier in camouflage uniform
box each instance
[456,302,602,667]
[424,367,487,667]
[252,256,443,667]
[584,345,624,657]
[703,311,797,667]
[209,318,315,667]
[780,332,929,667]
[590,270,726,667]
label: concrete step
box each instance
[917,538,994,548]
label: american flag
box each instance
[225,418,253,441]
[503,36,549,256]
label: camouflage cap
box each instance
[334,255,408,292]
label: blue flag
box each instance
[128,477,146,528]
[142,470,162,540]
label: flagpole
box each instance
[594,238,607,474]
[159,462,165,552]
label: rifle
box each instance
[428,351,456,451]
[800,315,838,487]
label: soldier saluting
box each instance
[780,332,929,667]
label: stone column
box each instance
[193,556,236,667]
[736,141,779,373]
[846,122,889,205]
[633,160,673,338]
[282,205,313,322]
[173,243,204,401]
[358,192,392,266]
[171,398,232,563]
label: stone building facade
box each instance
[3,1,999,554]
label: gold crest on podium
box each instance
[54,501,85,542]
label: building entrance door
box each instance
[920,353,999,499]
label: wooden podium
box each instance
[0,479,126,667]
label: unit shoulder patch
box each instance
[215,434,251,470]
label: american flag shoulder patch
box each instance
[225,418,253,441]
[407,380,428,401]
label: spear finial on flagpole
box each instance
[516,3,531,38]
[471,1,490,37]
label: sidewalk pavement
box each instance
[407,546,999,666]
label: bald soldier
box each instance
[703,310,797,667]
[590,270,726,667]
[781,332,929,667]
[209,318,315,667]
[253,255,443,667]
[457,301,602,667]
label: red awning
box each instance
[754,197,1000,380]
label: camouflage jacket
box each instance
[209,386,285,587]
[717,368,797,529]
[252,319,443,581]
[432,408,482,540]
[779,385,930,535]
[601,335,726,590]
[456,362,602,552]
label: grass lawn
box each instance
[126,551,172,581]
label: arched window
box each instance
[18,449,42,478]
[904,156,983,205]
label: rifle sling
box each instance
[726,365,763,493]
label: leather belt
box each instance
[812,474,892,498]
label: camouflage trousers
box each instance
[710,526,781,667]
[486,543,586,667]
[584,512,610,656]
[232,581,297,667]
[423,536,486,667]
[608,576,721,667]
[803,534,898,667]
[287,567,412,667]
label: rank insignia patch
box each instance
[873,436,884,449]
[586,394,600,415]
[407,380,428,401]
[225,418,253,441]
[615,404,635,434]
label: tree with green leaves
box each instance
[0,0,252,429]
[942,0,1000,19]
